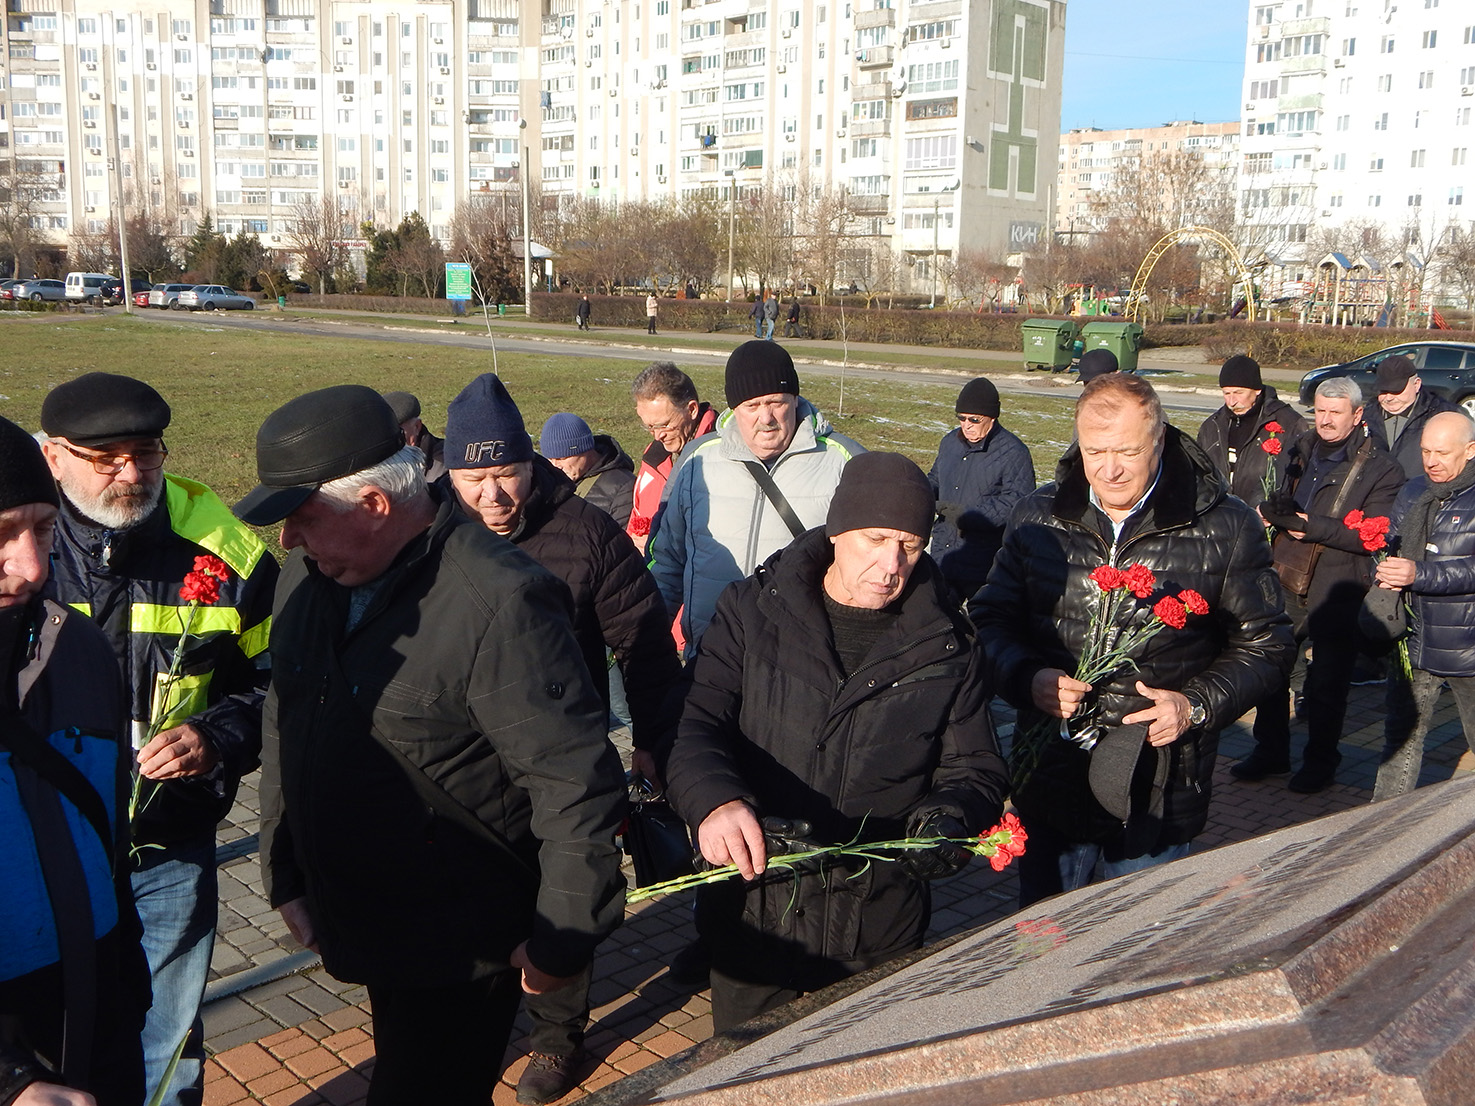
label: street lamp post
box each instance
[519,117,533,317]
[725,169,736,303]
[929,195,941,309]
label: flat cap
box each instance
[41,372,171,446]
[382,391,421,424]
[1375,355,1416,394]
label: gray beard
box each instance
[60,474,165,530]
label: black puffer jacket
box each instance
[1389,476,1475,677]
[666,528,1007,991]
[508,457,680,752]
[971,426,1294,847]
[1195,386,1307,509]
[260,494,626,987]
[1366,387,1458,482]
[1273,426,1405,611]
[576,434,637,529]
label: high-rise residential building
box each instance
[1056,120,1241,240]
[1238,0,1475,296]
[0,0,1065,285]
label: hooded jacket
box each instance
[1389,476,1475,677]
[45,475,278,847]
[927,422,1035,592]
[971,426,1294,847]
[574,434,636,530]
[650,397,863,655]
[666,528,1006,990]
[1366,387,1459,482]
[502,456,681,753]
[1195,385,1307,509]
[259,494,626,987]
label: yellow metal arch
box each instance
[1124,226,1256,324]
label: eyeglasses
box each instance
[957,415,988,425]
[58,441,168,476]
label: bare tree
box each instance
[125,212,181,281]
[794,180,852,306]
[285,196,351,293]
[0,159,58,276]
[735,172,799,295]
[449,194,520,306]
[1441,225,1475,329]
[386,212,444,298]
[68,217,121,274]
[651,195,723,295]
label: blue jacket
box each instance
[927,423,1035,591]
[1391,476,1475,677]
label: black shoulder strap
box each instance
[742,460,807,539]
[1,712,116,875]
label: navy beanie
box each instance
[0,416,59,512]
[540,413,595,459]
[445,374,535,468]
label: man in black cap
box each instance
[1196,354,1307,510]
[927,376,1035,602]
[38,372,278,1106]
[650,340,864,657]
[237,385,625,1106]
[382,389,446,482]
[1076,348,1119,384]
[1365,354,1457,481]
[442,374,680,1104]
[0,416,148,1106]
[665,452,1008,1031]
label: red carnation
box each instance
[178,572,221,606]
[1123,563,1156,598]
[1359,529,1387,552]
[629,516,651,537]
[1264,421,1283,434]
[1344,509,1365,528]
[1178,588,1209,616]
[192,554,231,581]
[1153,596,1188,630]
[1089,565,1125,591]
[994,812,1028,857]
[1360,515,1391,536]
[1261,438,1282,456]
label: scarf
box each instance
[1401,462,1475,561]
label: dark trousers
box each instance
[522,963,592,1057]
[1373,668,1475,800]
[709,968,799,1035]
[365,972,521,1106]
[647,317,657,334]
[1250,589,1361,773]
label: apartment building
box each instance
[1238,0,1475,293]
[1055,120,1241,239]
[0,0,1064,278]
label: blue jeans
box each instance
[132,836,217,1106]
[762,318,775,340]
[1018,818,1190,908]
[1373,668,1475,800]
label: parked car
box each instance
[177,285,256,311]
[64,272,116,304]
[99,278,153,306]
[0,279,22,300]
[14,279,67,303]
[287,280,312,294]
[149,282,197,310]
[133,289,152,308]
[1298,341,1475,417]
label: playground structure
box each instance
[1124,226,1257,324]
[1304,252,1445,328]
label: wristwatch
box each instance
[1187,696,1207,729]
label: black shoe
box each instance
[1288,766,1336,794]
[516,1050,585,1105]
[667,940,710,987]
[1229,752,1292,781]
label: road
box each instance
[124,306,1247,417]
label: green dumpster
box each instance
[1079,320,1145,374]
[1021,318,1080,372]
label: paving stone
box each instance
[205,1019,281,1056]
[214,1042,277,1083]
[290,983,349,1017]
[202,995,263,1037]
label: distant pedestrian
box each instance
[749,296,764,338]
[575,294,591,331]
[646,294,658,335]
[784,299,802,338]
[762,294,780,341]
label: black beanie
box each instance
[955,377,1000,418]
[1219,355,1262,390]
[1076,348,1119,384]
[825,453,935,539]
[725,341,800,408]
[445,374,535,468]
[0,417,59,512]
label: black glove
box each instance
[1260,492,1304,531]
[760,816,817,857]
[900,811,973,881]
[934,500,960,525]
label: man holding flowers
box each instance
[1195,354,1306,510]
[972,374,1292,907]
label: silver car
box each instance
[149,282,197,310]
[177,285,256,311]
[13,278,67,302]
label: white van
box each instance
[64,272,115,304]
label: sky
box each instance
[1060,0,1249,132]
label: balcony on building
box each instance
[855,45,893,69]
[855,7,896,31]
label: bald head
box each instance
[1421,411,1475,484]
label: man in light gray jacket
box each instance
[650,341,864,657]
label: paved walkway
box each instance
[200,684,1475,1106]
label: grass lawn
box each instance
[0,315,1204,546]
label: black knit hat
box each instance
[1077,348,1119,384]
[1219,355,1262,390]
[825,453,935,539]
[41,372,171,446]
[233,385,403,525]
[955,377,1000,418]
[0,416,59,512]
[725,341,800,408]
[445,374,535,469]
